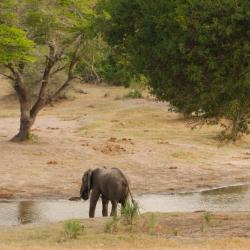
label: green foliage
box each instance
[83,0,142,86]
[0,0,101,141]
[104,215,119,233]
[104,202,140,233]
[0,0,99,97]
[97,54,134,87]
[0,0,19,25]
[147,213,158,235]
[200,223,205,233]
[64,220,82,239]
[0,24,34,64]
[173,228,178,236]
[0,0,95,69]
[0,0,137,88]
[204,212,212,225]
[200,212,213,233]
[25,9,58,44]
[75,36,137,87]
[24,0,94,44]
[124,89,143,99]
[121,201,139,225]
[27,132,39,142]
[130,74,148,90]
[98,0,250,140]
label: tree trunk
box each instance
[11,118,34,141]
[11,100,35,142]
[7,39,79,142]
[231,120,237,141]
[230,114,240,141]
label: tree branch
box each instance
[47,60,78,103]
[31,35,83,115]
[46,36,83,104]
[5,64,29,102]
[30,41,59,118]
[81,56,101,83]
[50,64,68,76]
[0,72,15,81]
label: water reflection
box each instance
[202,185,249,196]
[200,185,250,210]
[17,201,39,224]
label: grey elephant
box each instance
[80,167,134,218]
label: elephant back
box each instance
[97,167,129,202]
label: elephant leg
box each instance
[121,200,126,208]
[121,193,128,208]
[110,200,117,217]
[89,189,100,218]
[120,200,126,216]
[101,196,109,217]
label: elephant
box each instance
[80,167,134,218]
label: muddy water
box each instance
[0,184,249,226]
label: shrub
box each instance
[121,201,140,225]
[104,215,119,233]
[98,0,250,140]
[204,212,212,225]
[124,89,143,99]
[148,213,158,235]
[64,220,82,239]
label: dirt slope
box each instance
[0,212,250,250]
[0,76,250,199]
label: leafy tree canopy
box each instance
[0,24,34,64]
[0,0,96,141]
[98,0,250,140]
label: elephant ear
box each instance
[87,169,93,194]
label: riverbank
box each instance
[1,77,250,199]
[1,76,250,249]
[0,212,250,250]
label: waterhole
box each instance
[0,184,249,226]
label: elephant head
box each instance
[80,169,92,200]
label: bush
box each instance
[75,36,137,87]
[97,54,134,87]
[64,220,82,239]
[98,0,250,140]
[121,201,139,225]
[104,215,119,233]
[204,212,212,225]
[148,213,158,235]
[27,132,39,142]
[124,89,143,99]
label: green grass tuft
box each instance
[121,201,140,226]
[148,213,158,235]
[124,89,143,99]
[104,215,119,234]
[64,220,83,239]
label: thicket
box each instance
[97,0,250,140]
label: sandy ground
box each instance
[1,76,250,199]
[0,212,250,250]
[1,77,250,249]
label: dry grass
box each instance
[1,239,250,250]
[0,77,250,198]
[0,74,250,250]
[1,76,250,248]
[0,212,250,250]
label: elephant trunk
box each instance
[80,184,90,200]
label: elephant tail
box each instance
[127,185,136,205]
[112,167,136,205]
